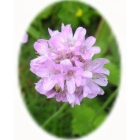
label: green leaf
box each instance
[72,104,96,135]
[27,26,46,39]
[110,37,120,65]
[93,20,113,58]
[72,99,108,136]
[39,6,52,19]
[92,113,106,129]
[104,62,120,86]
[27,26,40,39]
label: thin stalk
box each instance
[89,88,118,128]
[94,18,104,38]
[42,103,68,128]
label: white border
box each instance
[14,0,126,140]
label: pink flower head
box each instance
[30,23,110,107]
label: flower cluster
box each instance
[30,24,110,107]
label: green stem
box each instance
[94,18,104,38]
[42,103,68,128]
[89,88,118,127]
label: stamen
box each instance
[68,71,73,76]
[54,84,61,92]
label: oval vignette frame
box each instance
[18,0,121,139]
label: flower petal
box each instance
[91,46,101,54]
[75,75,82,87]
[48,28,59,37]
[92,73,108,86]
[62,95,67,102]
[75,97,80,105]
[66,77,75,94]
[60,59,72,72]
[61,23,65,31]
[87,94,97,99]
[46,90,56,98]
[22,33,28,43]
[66,92,75,103]
[98,88,104,95]
[61,24,73,39]
[54,74,65,90]
[85,36,96,47]
[82,71,92,78]
[48,33,66,50]
[100,68,110,75]
[91,58,110,72]
[30,56,51,77]
[86,79,101,95]
[60,59,72,66]
[74,27,86,41]
[75,61,84,67]
[34,39,48,55]
[35,79,46,94]
[56,94,62,102]
[43,78,56,91]
[83,86,91,97]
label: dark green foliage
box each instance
[18,0,120,138]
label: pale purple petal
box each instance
[75,75,82,87]
[56,94,62,102]
[92,73,108,86]
[61,23,65,31]
[81,53,90,60]
[66,92,75,103]
[34,39,48,55]
[74,27,86,41]
[66,77,75,94]
[74,67,83,75]
[90,46,101,54]
[75,61,84,67]
[61,24,73,39]
[99,68,110,75]
[75,97,80,105]
[91,58,110,72]
[60,59,72,67]
[30,56,50,77]
[74,41,81,47]
[99,88,104,95]
[61,95,67,102]
[83,86,91,97]
[54,74,65,90]
[85,36,96,47]
[30,67,49,77]
[60,59,73,71]
[48,28,59,37]
[22,33,28,43]
[48,33,66,50]
[86,79,101,95]
[87,94,97,99]
[46,90,56,98]
[43,78,56,91]
[35,79,46,94]
[82,71,92,78]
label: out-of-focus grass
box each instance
[18,1,120,138]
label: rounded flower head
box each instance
[30,23,110,107]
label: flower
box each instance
[22,33,28,43]
[30,23,110,107]
[75,8,83,17]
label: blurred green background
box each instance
[19,0,120,138]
